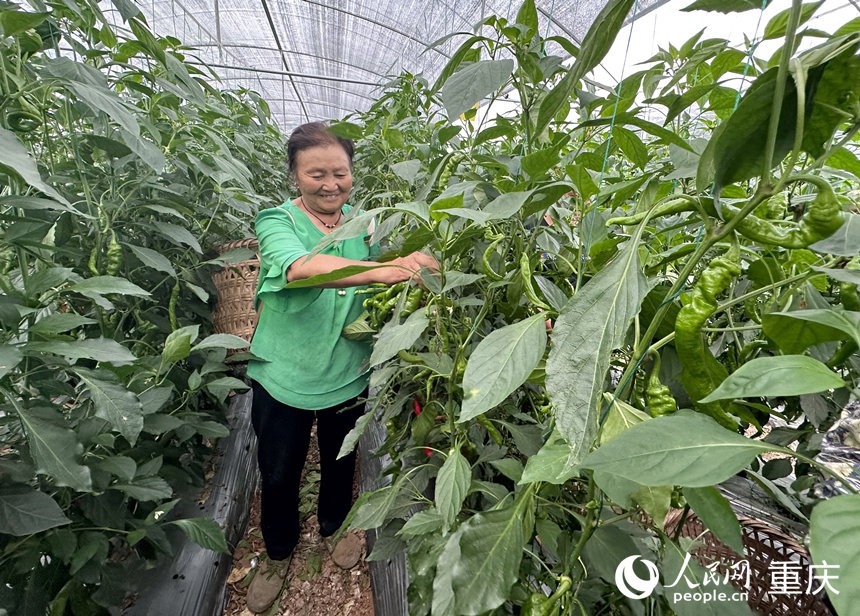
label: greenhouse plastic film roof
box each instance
[110,0,669,131]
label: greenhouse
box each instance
[0,0,859,615]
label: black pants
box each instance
[250,380,365,561]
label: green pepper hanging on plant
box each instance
[522,575,572,616]
[645,351,677,417]
[674,242,741,430]
[608,176,844,250]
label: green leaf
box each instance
[191,333,250,352]
[143,413,186,435]
[682,0,772,11]
[613,126,649,168]
[93,456,136,482]
[169,518,229,553]
[369,310,429,367]
[430,34,488,92]
[763,310,860,353]
[71,275,150,297]
[337,410,373,460]
[763,1,823,40]
[632,484,672,529]
[810,213,860,256]
[521,136,570,179]
[448,488,535,615]
[800,43,860,157]
[26,338,136,364]
[112,476,172,502]
[162,325,199,363]
[0,126,70,206]
[433,527,462,616]
[0,487,71,536]
[284,264,388,288]
[812,266,860,286]
[520,430,577,484]
[398,508,443,538]
[582,524,644,581]
[436,450,471,531]
[581,411,777,487]
[535,0,635,136]
[482,190,531,220]
[699,355,844,403]
[156,222,202,253]
[547,236,652,465]
[684,486,744,554]
[825,147,860,178]
[18,409,92,491]
[139,386,173,415]
[30,313,96,335]
[75,369,143,446]
[327,121,363,140]
[460,314,547,422]
[0,9,48,35]
[128,244,176,275]
[205,376,250,404]
[698,68,795,193]
[390,159,422,183]
[515,0,538,38]
[350,474,408,530]
[109,0,142,20]
[473,123,517,147]
[597,394,651,446]
[25,267,74,295]
[809,494,860,616]
[441,59,514,120]
[0,344,23,379]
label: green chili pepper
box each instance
[610,178,843,250]
[397,349,423,364]
[481,233,505,281]
[87,244,100,276]
[606,197,697,226]
[646,352,677,417]
[168,280,180,330]
[400,286,424,318]
[520,253,551,311]
[476,414,503,446]
[674,243,741,430]
[522,576,572,616]
[437,153,461,190]
[105,231,122,276]
[840,281,860,312]
[631,368,648,410]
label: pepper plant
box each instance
[0,0,288,612]
[297,0,860,614]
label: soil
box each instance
[222,426,375,616]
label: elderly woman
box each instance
[244,121,437,613]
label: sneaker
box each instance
[323,531,363,570]
[246,554,291,613]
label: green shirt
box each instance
[246,201,372,410]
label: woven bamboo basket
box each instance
[663,509,833,616]
[211,238,259,353]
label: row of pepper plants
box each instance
[0,0,289,612]
[297,0,860,614]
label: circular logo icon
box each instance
[614,555,660,599]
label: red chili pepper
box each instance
[413,399,422,416]
[423,447,433,457]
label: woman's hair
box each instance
[287,122,354,174]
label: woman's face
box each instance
[293,144,352,215]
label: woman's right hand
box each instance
[382,251,439,284]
